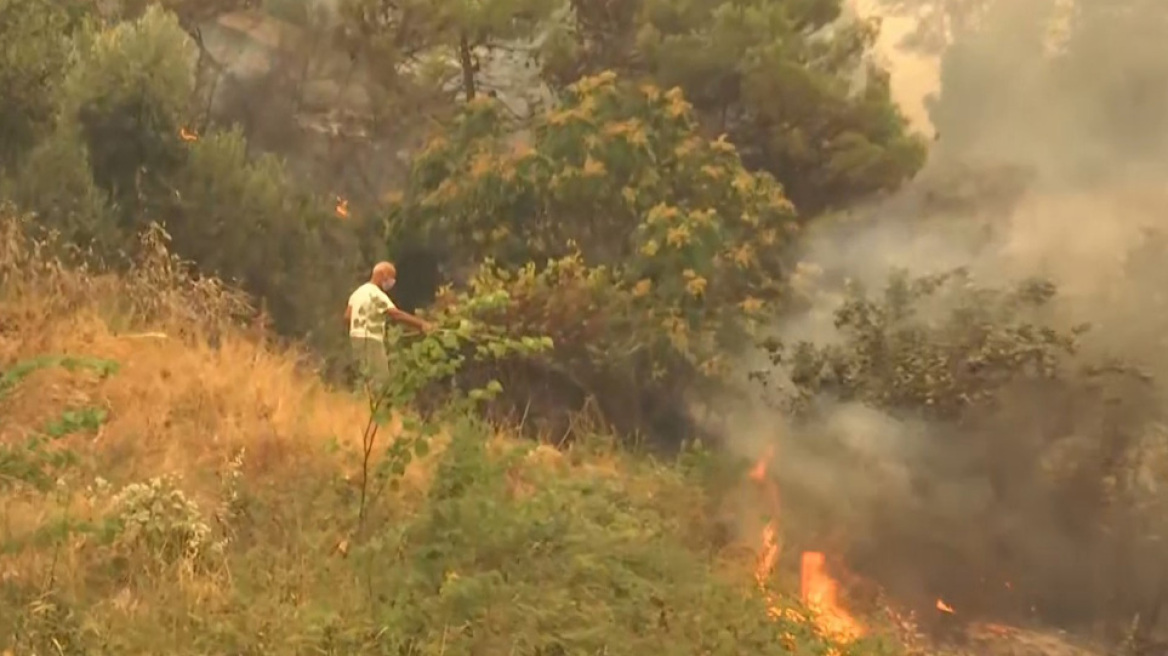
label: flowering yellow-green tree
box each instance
[388,72,798,435]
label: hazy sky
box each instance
[852,0,940,130]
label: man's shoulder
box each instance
[349,283,394,309]
[348,283,373,304]
[372,286,395,309]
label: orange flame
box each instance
[749,447,773,483]
[180,127,198,142]
[750,447,863,644]
[335,197,349,218]
[756,522,780,591]
[936,598,955,614]
[802,552,864,641]
[751,447,782,611]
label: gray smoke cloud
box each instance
[717,0,1168,638]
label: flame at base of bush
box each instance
[751,448,864,646]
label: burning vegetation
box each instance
[751,446,864,647]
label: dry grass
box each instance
[0,205,633,505]
[0,207,433,636]
[0,207,374,501]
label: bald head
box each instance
[371,261,397,291]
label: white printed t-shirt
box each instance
[348,282,395,341]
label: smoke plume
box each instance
[723,0,1168,639]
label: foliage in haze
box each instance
[0,0,927,378]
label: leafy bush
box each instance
[390,73,798,437]
[103,474,222,566]
[56,5,195,215]
[768,268,1081,418]
[350,285,553,526]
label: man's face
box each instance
[381,276,396,292]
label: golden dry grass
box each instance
[0,209,376,503]
[0,206,629,510]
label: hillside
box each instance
[1,215,1117,656]
[0,213,893,655]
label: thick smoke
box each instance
[722,0,1168,640]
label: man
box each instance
[345,261,432,387]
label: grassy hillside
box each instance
[0,213,903,654]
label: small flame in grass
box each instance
[751,446,782,616]
[936,599,955,614]
[756,523,780,592]
[749,447,772,483]
[335,197,349,218]
[180,127,198,142]
[749,446,863,645]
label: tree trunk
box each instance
[458,31,476,102]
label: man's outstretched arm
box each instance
[388,307,432,332]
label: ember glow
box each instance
[750,447,863,643]
[335,197,349,218]
[936,599,955,614]
[180,127,198,142]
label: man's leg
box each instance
[350,336,389,392]
[367,338,390,389]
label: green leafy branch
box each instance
[355,287,553,531]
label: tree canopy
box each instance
[542,0,929,213]
[387,73,797,434]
